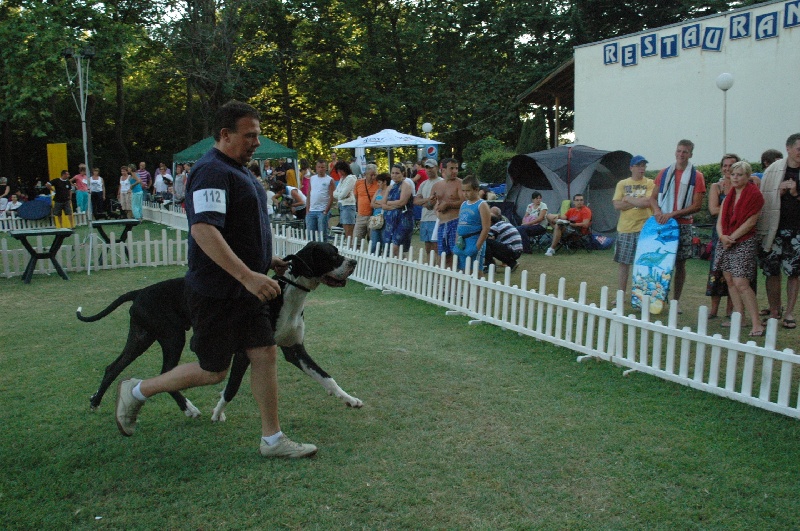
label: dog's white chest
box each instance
[274,289,306,346]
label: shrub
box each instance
[477,148,516,185]
[463,137,505,173]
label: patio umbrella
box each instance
[333,129,444,149]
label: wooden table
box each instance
[90,219,141,263]
[8,228,75,283]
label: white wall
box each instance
[574,0,800,168]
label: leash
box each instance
[273,274,311,293]
[273,253,314,293]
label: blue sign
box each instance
[730,13,751,39]
[602,2,800,66]
[621,44,637,66]
[604,43,618,64]
[661,35,679,58]
[755,12,779,40]
[641,34,658,57]
[702,27,724,51]
[785,0,800,27]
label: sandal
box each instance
[759,308,771,317]
[720,321,731,328]
[783,318,797,330]
[708,314,718,320]
[749,329,765,338]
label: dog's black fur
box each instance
[77,241,361,419]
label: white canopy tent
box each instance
[333,129,444,167]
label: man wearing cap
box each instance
[414,159,443,256]
[430,157,463,268]
[649,139,706,304]
[613,155,655,297]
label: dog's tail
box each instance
[76,290,140,322]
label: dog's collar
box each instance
[274,275,311,293]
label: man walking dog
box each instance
[115,100,317,458]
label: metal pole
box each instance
[722,90,727,155]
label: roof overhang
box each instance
[516,58,574,108]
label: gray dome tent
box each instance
[506,144,632,235]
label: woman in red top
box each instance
[715,161,765,336]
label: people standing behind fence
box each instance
[118,166,133,218]
[380,163,415,258]
[0,177,9,211]
[453,175,491,273]
[612,155,655,296]
[127,164,144,220]
[485,206,523,273]
[2,194,22,217]
[414,158,443,257]
[715,161,765,336]
[519,191,549,253]
[353,164,379,247]
[136,162,152,200]
[173,164,188,207]
[71,164,89,213]
[370,172,390,254]
[333,160,357,240]
[705,154,739,319]
[649,139,706,305]
[758,132,800,330]
[271,181,306,220]
[46,170,74,228]
[88,167,105,219]
[299,158,312,198]
[544,194,592,257]
[153,164,173,200]
[431,158,464,268]
[306,159,334,240]
[753,149,783,180]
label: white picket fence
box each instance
[4,204,799,420]
[272,225,800,420]
[0,211,90,232]
[0,227,188,277]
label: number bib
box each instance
[193,188,226,214]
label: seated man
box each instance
[545,193,592,256]
[485,206,523,272]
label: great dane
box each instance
[77,241,362,420]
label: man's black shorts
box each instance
[185,284,276,373]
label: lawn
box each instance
[1,261,800,529]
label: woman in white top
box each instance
[153,167,172,198]
[332,160,357,239]
[89,167,105,219]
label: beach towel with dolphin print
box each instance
[631,216,679,314]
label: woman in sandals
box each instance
[715,161,765,337]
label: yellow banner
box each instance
[46,143,68,182]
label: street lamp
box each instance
[63,46,95,217]
[422,122,433,138]
[716,73,734,155]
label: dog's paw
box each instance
[211,408,226,422]
[344,395,363,408]
[183,399,202,418]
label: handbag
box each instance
[368,213,384,230]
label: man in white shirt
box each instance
[306,159,335,240]
[414,159,443,256]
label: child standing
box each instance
[454,175,491,272]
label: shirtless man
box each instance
[430,158,463,268]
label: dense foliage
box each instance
[0,0,758,190]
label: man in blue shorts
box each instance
[115,100,317,458]
[414,158,443,258]
[430,158,463,268]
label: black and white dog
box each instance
[77,241,362,420]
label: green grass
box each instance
[2,265,800,528]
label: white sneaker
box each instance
[259,434,318,458]
[545,248,555,257]
[115,378,144,436]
